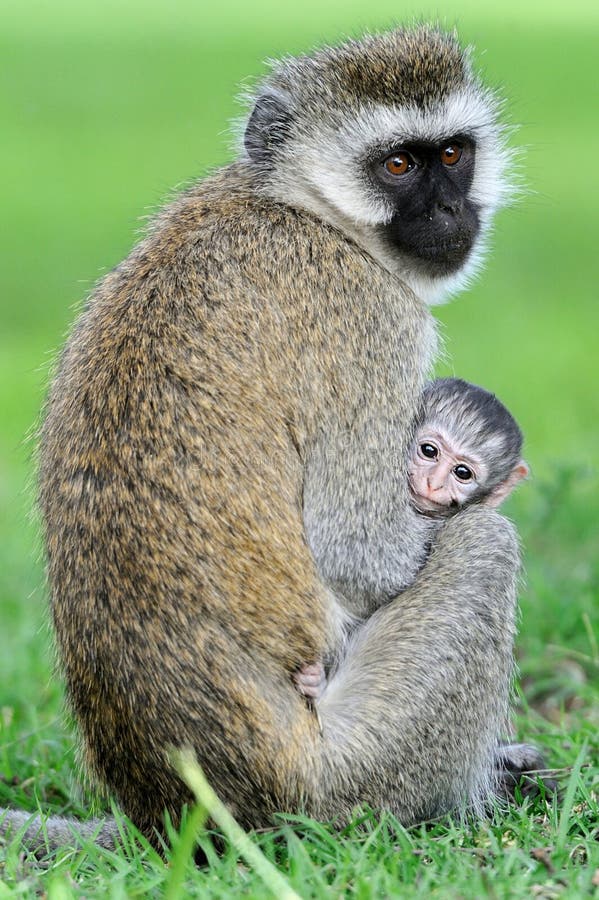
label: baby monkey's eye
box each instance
[420,443,438,460]
[453,464,473,481]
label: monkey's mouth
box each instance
[407,237,475,275]
[409,486,455,517]
[418,239,471,258]
[383,228,476,276]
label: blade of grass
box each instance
[47,881,77,900]
[174,748,302,900]
[164,800,210,900]
[556,742,587,852]
[582,612,599,665]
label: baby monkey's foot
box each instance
[294,662,326,700]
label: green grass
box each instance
[1,0,598,896]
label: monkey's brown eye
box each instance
[454,464,473,481]
[384,152,414,176]
[440,144,462,166]
[420,443,438,460]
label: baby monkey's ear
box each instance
[485,460,530,508]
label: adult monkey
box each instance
[3,26,545,851]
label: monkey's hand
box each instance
[294,662,327,701]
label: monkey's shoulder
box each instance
[143,164,419,304]
[50,163,434,430]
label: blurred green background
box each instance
[1,0,597,713]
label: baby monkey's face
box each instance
[408,427,486,515]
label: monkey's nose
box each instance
[437,198,463,216]
[426,475,444,492]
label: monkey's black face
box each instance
[370,138,479,276]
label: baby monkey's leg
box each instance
[294,662,327,700]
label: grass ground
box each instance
[1,0,598,896]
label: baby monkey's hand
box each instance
[294,662,327,701]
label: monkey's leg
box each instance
[313,507,519,823]
[494,742,558,800]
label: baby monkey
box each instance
[296,377,529,700]
[409,377,529,515]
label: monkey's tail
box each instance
[0,808,119,857]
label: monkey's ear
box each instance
[244,89,294,165]
[485,460,530,508]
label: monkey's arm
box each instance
[303,424,441,619]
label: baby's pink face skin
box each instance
[408,427,487,515]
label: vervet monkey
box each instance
[296,377,529,700]
[410,378,529,515]
[1,26,546,853]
